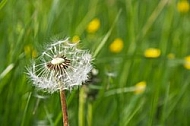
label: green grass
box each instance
[1,0,190,126]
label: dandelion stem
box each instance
[60,90,69,126]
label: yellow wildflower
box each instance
[144,48,161,58]
[177,0,189,13]
[72,35,80,43]
[32,50,38,58]
[167,53,175,59]
[24,45,38,58]
[24,45,32,55]
[134,81,146,94]
[184,56,190,69]
[109,38,124,53]
[86,18,100,33]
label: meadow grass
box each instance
[1,0,190,126]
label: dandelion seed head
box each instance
[51,57,66,64]
[27,38,93,93]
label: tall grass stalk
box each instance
[93,9,122,57]
[21,92,32,126]
[78,86,85,126]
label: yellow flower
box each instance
[24,45,31,54]
[86,18,100,33]
[109,38,124,53]
[184,56,190,69]
[177,0,189,13]
[134,81,146,94]
[32,50,38,58]
[24,45,38,58]
[72,35,80,43]
[144,48,161,58]
[167,53,175,59]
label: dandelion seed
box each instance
[27,38,93,93]
[144,48,161,58]
[86,18,100,33]
[109,38,124,53]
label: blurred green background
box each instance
[1,0,190,125]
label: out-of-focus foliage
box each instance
[1,0,190,125]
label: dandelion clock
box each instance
[27,38,93,126]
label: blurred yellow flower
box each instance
[24,45,31,55]
[86,18,100,33]
[134,81,146,94]
[177,0,189,13]
[144,48,161,58]
[109,38,124,53]
[24,45,38,58]
[32,50,38,58]
[167,53,175,59]
[72,35,80,43]
[184,56,190,69]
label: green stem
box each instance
[79,86,85,126]
[21,92,32,126]
[87,101,92,126]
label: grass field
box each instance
[1,0,190,125]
